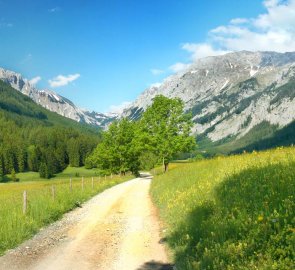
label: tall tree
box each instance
[67,138,81,167]
[87,119,140,175]
[139,95,196,172]
[27,145,41,172]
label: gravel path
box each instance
[0,176,173,270]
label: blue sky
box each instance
[1,0,294,113]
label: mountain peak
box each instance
[121,50,295,142]
[0,67,115,128]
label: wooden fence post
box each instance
[111,173,113,179]
[70,178,72,192]
[51,185,55,201]
[92,177,94,189]
[23,190,27,215]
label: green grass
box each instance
[12,166,100,183]
[0,173,132,255]
[54,166,101,178]
[14,171,41,182]
[151,147,295,269]
[151,162,189,176]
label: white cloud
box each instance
[230,18,249,25]
[150,82,162,88]
[29,76,41,85]
[150,69,164,75]
[108,101,132,114]
[48,73,80,88]
[0,22,13,28]
[48,7,61,13]
[20,53,33,64]
[169,62,190,73]
[153,0,295,77]
[263,0,280,8]
[180,0,295,61]
[182,43,230,61]
[0,18,13,28]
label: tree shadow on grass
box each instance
[166,162,295,269]
[0,175,12,183]
[137,260,174,270]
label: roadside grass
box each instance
[152,162,189,175]
[0,174,132,255]
[151,147,295,269]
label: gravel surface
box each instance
[0,177,173,270]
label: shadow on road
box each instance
[137,260,174,270]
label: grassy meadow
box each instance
[151,147,295,269]
[4,166,102,183]
[0,170,132,255]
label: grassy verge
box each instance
[0,174,132,255]
[151,147,295,269]
[152,162,189,176]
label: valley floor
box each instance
[0,177,172,270]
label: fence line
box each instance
[51,185,56,201]
[23,190,27,214]
[21,174,122,213]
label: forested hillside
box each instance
[0,81,100,180]
[197,120,295,156]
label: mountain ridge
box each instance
[2,50,295,153]
[121,51,295,145]
[0,68,116,128]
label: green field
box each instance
[151,147,295,269]
[0,171,132,255]
[12,166,102,182]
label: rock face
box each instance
[122,51,295,141]
[0,68,115,128]
[2,51,295,139]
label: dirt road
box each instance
[0,176,173,270]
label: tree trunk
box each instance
[164,162,169,173]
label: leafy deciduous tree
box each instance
[87,119,140,175]
[138,95,196,172]
[88,95,196,174]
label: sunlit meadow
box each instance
[151,147,295,269]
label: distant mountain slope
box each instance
[2,51,295,154]
[0,79,98,131]
[122,51,295,146]
[0,68,116,128]
[233,119,295,153]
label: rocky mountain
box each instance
[122,51,295,144]
[2,51,295,151]
[0,68,115,128]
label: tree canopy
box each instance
[138,95,196,171]
[87,95,196,174]
[86,118,139,175]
